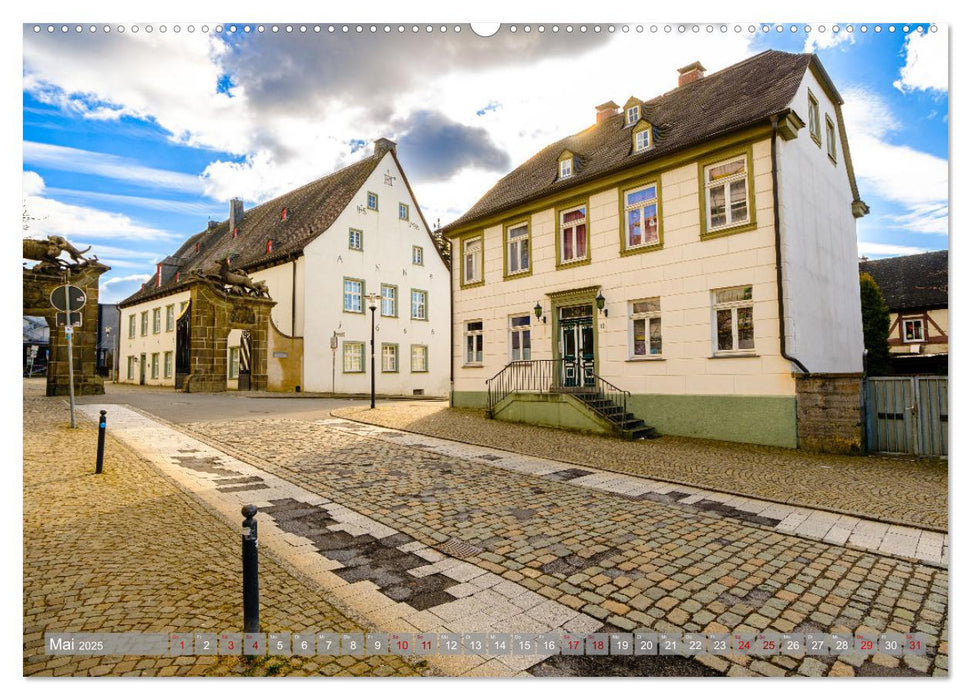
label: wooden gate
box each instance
[865,377,947,457]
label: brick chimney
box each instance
[229,197,244,232]
[374,137,397,157]
[677,61,706,87]
[595,101,620,123]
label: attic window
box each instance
[232,227,239,238]
[266,239,273,254]
[559,157,573,179]
[626,105,640,126]
[280,207,289,221]
[633,123,653,153]
[195,242,201,252]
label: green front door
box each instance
[560,304,594,388]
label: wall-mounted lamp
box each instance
[534,301,547,324]
[595,291,608,317]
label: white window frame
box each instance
[152,308,161,334]
[463,237,482,284]
[164,351,173,378]
[712,285,756,355]
[380,284,397,317]
[508,314,532,362]
[151,352,160,379]
[410,345,428,373]
[343,278,364,313]
[410,289,428,320]
[623,183,660,249]
[128,315,136,338]
[399,203,409,220]
[342,342,365,373]
[228,347,240,379]
[559,158,573,179]
[903,317,926,343]
[629,298,662,358]
[412,245,424,265]
[165,304,175,332]
[366,191,378,210]
[507,222,529,275]
[808,91,821,143]
[381,343,399,372]
[634,127,652,152]
[559,205,588,263]
[127,356,135,380]
[626,105,640,125]
[464,320,484,365]
[704,156,750,232]
[825,115,837,162]
[140,311,148,336]
[348,228,363,250]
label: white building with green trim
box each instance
[442,51,868,451]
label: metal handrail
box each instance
[486,359,631,423]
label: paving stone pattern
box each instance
[22,392,426,678]
[322,419,946,567]
[331,403,946,531]
[187,416,949,677]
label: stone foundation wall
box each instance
[795,373,864,454]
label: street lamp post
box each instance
[365,292,380,409]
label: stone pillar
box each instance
[794,373,864,454]
[23,264,110,396]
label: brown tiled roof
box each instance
[442,50,815,234]
[120,153,382,307]
[859,250,949,312]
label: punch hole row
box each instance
[32,23,938,36]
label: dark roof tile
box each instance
[859,250,948,311]
[442,50,813,233]
[121,153,382,306]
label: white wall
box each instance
[302,151,451,396]
[778,70,865,373]
[251,259,304,336]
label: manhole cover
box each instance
[439,538,483,559]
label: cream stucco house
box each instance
[442,51,868,451]
[118,139,450,397]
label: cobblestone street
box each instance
[23,383,950,678]
[332,402,947,530]
[183,413,948,677]
[22,387,428,678]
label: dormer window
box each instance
[280,207,289,221]
[266,239,273,254]
[632,122,653,153]
[232,227,239,238]
[559,158,573,179]
[626,105,640,125]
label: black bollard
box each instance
[241,505,260,633]
[95,410,107,474]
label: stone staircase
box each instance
[570,391,658,441]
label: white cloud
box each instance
[23,142,202,194]
[23,171,179,243]
[804,28,855,53]
[22,27,753,225]
[44,187,218,216]
[841,88,948,235]
[101,273,151,288]
[858,241,931,257]
[894,30,948,93]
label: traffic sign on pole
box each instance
[50,285,86,313]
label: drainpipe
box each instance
[770,115,810,375]
[449,241,455,407]
[291,259,297,335]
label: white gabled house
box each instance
[119,138,450,397]
[442,51,868,452]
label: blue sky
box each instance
[22,21,948,304]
